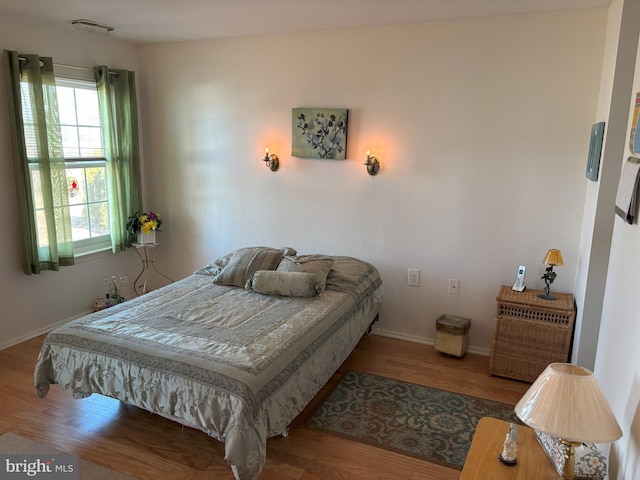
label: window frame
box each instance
[55,76,111,256]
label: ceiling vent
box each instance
[71,19,115,34]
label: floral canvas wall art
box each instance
[292,108,348,159]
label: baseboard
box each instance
[371,327,490,356]
[0,309,93,351]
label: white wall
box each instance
[592,1,640,478]
[0,9,608,356]
[137,10,606,353]
[0,15,143,348]
[573,0,639,371]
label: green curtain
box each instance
[3,50,74,274]
[94,66,142,252]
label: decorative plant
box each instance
[126,211,163,235]
[296,112,347,159]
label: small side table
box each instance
[460,417,557,479]
[489,285,576,382]
[132,243,173,296]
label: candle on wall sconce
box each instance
[263,147,279,172]
[364,150,380,176]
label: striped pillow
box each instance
[212,247,288,287]
[246,271,321,297]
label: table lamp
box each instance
[514,363,622,480]
[539,248,564,300]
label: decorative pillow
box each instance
[195,246,296,277]
[211,247,293,287]
[246,271,321,297]
[325,256,382,295]
[276,255,334,292]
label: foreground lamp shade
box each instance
[543,249,564,267]
[515,363,622,444]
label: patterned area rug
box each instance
[306,370,520,470]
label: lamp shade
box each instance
[543,249,564,266]
[515,363,622,443]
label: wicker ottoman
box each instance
[435,314,471,357]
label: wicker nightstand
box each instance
[489,285,576,382]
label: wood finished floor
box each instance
[0,334,530,479]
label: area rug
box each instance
[305,370,520,470]
[0,432,134,479]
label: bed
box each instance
[33,246,383,480]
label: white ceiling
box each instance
[0,0,612,44]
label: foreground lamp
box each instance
[515,363,622,480]
[539,248,564,300]
[364,150,380,176]
[262,147,279,172]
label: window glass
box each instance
[56,79,104,159]
[56,78,110,254]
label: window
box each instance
[26,77,111,256]
[57,78,110,255]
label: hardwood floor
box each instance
[0,334,530,479]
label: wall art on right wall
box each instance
[630,92,640,155]
[614,157,640,225]
[586,121,605,182]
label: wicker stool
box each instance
[435,314,471,357]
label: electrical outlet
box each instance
[449,279,460,294]
[408,269,420,287]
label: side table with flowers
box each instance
[126,210,173,295]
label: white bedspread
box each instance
[34,255,382,479]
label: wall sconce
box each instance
[263,148,279,172]
[364,150,380,176]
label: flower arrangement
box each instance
[126,211,163,235]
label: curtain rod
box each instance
[56,63,119,76]
[54,62,92,71]
[18,56,118,75]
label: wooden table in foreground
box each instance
[460,417,559,480]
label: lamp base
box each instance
[537,293,557,300]
[560,439,583,480]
